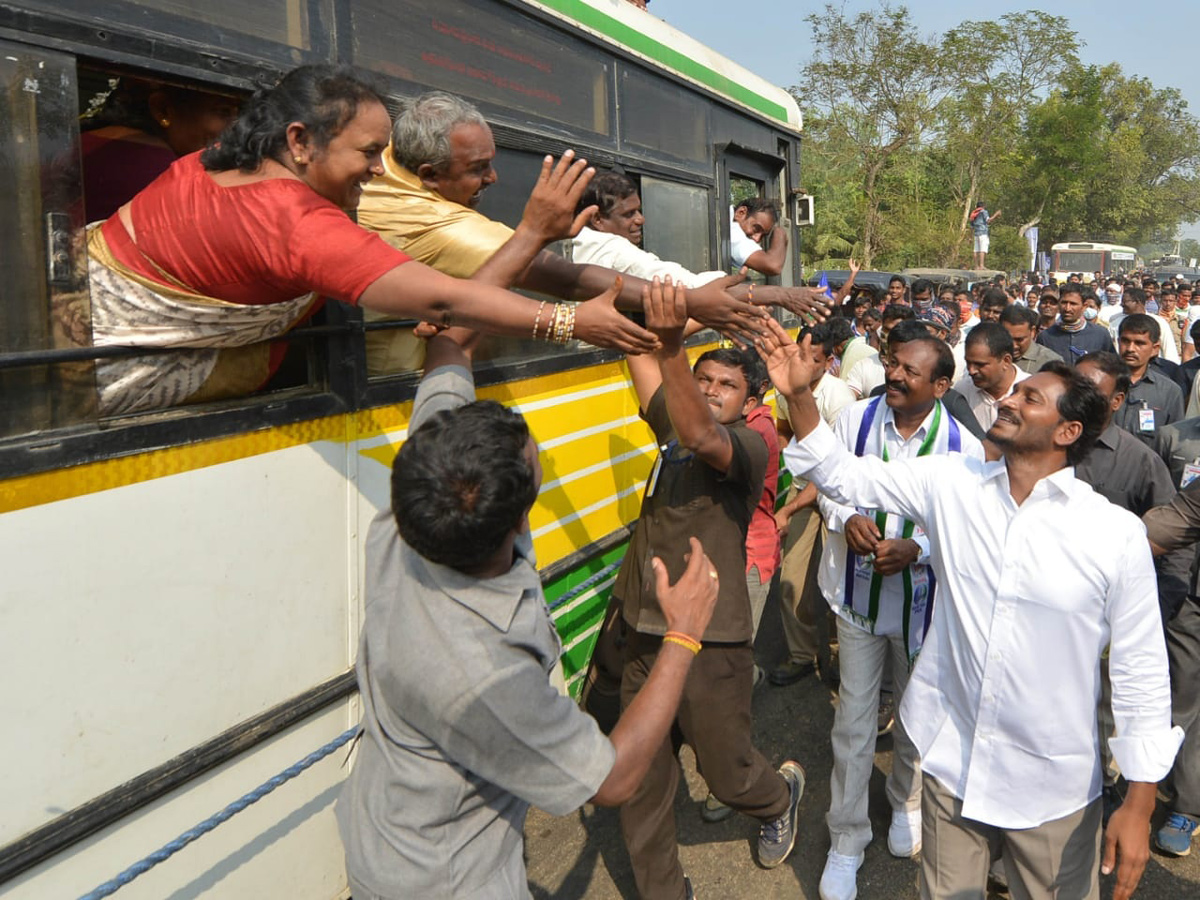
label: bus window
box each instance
[15,0,316,56]
[78,68,240,223]
[352,0,613,140]
[619,66,710,165]
[640,177,711,275]
[0,42,95,439]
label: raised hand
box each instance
[755,316,818,397]
[518,149,597,245]
[642,277,688,354]
[761,285,835,322]
[574,277,660,354]
[687,272,767,345]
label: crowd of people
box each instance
[76,62,1200,900]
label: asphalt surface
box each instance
[524,592,1200,899]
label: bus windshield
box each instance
[1054,250,1104,272]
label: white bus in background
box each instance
[1049,241,1139,283]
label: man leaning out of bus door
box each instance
[355,90,832,373]
[336,323,721,900]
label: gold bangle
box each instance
[748,282,754,302]
[563,303,576,343]
[532,300,547,340]
[663,635,701,656]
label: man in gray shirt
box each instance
[337,329,720,900]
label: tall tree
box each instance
[1008,64,1200,246]
[792,3,945,268]
[940,12,1078,262]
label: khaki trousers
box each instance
[619,630,788,900]
[778,504,829,664]
[920,776,1102,900]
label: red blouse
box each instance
[100,152,408,306]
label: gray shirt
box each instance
[1114,367,1184,447]
[1013,340,1063,375]
[336,364,615,899]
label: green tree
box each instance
[940,11,1078,263]
[1005,64,1200,246]
[792,3,946,269]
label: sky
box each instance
[649,0,1200,242]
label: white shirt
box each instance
[729,206,762,269]
[785,422,1182,828]
[1184,305,1200,347]
[953,366,1030,431]
[1107,311,1180,362]
[844,354,885,399]
[818,400,985,637]
[568,226,726,288]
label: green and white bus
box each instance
[0,1,802,897]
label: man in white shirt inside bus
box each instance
[755,318,1182,900]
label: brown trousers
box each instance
[921,776,1102,900]
[619,630,788,900]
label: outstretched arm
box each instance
[647,278,737,473]
[832,258,860,305]
[742,226,787,277]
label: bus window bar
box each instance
[0,318,421,372]
[76,726,360,900]
[0,526,632,886]
[0,670,357,887]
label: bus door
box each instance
[718,146,792,287]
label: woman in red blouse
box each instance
[88,64,655,414]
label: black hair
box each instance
[1076,351,1132,397]
[964,321,1014,358]
[1190,318,1200,345]
[881,303,916,324]
[1058,282,1083,300]
[998,304,1038,328]
[391,400,536,571]
[1123,286,1147,309]
[695,346,764,404]
[889,275,907,288]
[886,319,934,345]
[980,287,1009,310]
[822,316,855,348]
[1036,360,1109,466]
[910,278,935,297]
[733,196,778,221]
[888,332,956,382]
[578,170,638,218]
[805,323,839,357]
[937,297,962,321]
[1117,312,1160,343]
[202,64,387,172]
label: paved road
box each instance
[524,594,1200,899]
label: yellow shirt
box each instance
[357,146,515,373]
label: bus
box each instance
[1048,241,1139,283]
[0,1,803,897]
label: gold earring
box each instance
[294,156,304,164]
[160,118,170,127]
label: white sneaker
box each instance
[819,850,864,900]
[887,808,922,858]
